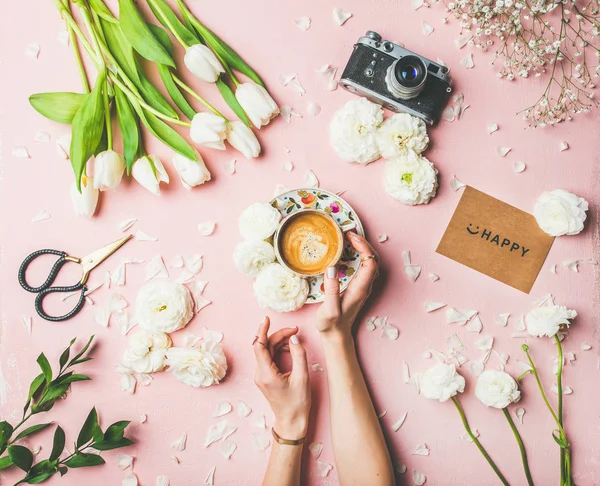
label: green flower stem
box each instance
[502,408,534,486]
[110,74,191,127]
[522,346,563,430]
[147,0,190,49]
[171,74,225,118]
[555,335,565,485]
[451,397,510,486]
[10,413,33,439]
[102,87,113,150]
[62,0,90,93]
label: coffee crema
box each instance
[278,212,342,275]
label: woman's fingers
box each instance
[267,327,299,354]
[319,265,341,322]
[345,232,379,294]
[289,335,309,384]
[253,317,275,377]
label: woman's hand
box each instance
[316,232,379,340]
[253,317,311,439]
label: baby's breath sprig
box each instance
[439,0,600,127]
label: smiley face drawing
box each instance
[466,223,480,235]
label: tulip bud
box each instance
[226,121,261,159]
[235,83,279,128]
[71,176,99,218]
[184,44,224,83]
[93,149,126,191]
[173,150,211,189]
[190,113,227,150]
[132,155,169,196]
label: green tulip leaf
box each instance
[118,0,175,67]
[133,58,179,119]
[114,86,140,173]
[177,0,264,86]
[77,408,101,448]
[29,92,87,124]
[135,103,197,161]
[22,459,59,484]
[100,18,139,84]
[146,0,198,47]
[7,445,33,472]
[88,0,117,23]
[158,66,196,120]
[70,71,107,191]
[216,77,251,126]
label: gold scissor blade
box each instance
[80,235,133,277]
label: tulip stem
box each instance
[62,0,90,93]
[147,0,190,49]
[171,74,225,118]
[103,87,113,150]
[451,397,510,486]
[110,74,190,127]
[503,408,534,486]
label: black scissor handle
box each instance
[18,249,71,293]
[34,283,87,322]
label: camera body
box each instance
[339,31,452,125]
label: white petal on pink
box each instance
[34,131,51,143]
[513,161,526,173]
[294,16,311,31]
[412,443,430,456]
[12,146,30,158]
[413,470,427,486]
[26,43,41,59]
[237,401,252,418]
[135,230,158,242]
[497,146,511,157]
[31,209,51,223]
[119,218,137,232]
[317,461,334,477]
[515,407,526,424]
[316,64,338,91]
[559,141,569,152]
[309,442,323,459]
[122,473,138,486]
[304,170,319,188]
[251,433,270,452]
[198,221,216,236]
[307,101,321,116]
[429,273,440,282]
[145,255,168,281]
[382,323,399,340]
[460,53,474,69]
[450,175,466,191]
[392,412,408,432]
[171,433,187,451]
[282,160,294,171]
[466,315,483,333]
[422,22,434,36]
[21,316,32,336]
[281,105,302,123]
[117,453,134,470]
[224,159,236,174]
[204,466,216,485]
[221,441,237,459]
[156,475,169,486]
[332,8,352,26]
[487,123,499,134]
[425,301,446,313]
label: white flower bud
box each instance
[70,176,99,218]
[93,149,126,191]
[190,112,227,150]
[131,155,169,196]
[226,121,261,159]
[235,82,279,128]
[184,44,224,83]
[172,151,211,189]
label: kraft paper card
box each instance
[436,186,555,293]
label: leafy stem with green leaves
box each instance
[0,336,134,485]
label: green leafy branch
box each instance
[0,337,134,485]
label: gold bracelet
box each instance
[271,427,306,446]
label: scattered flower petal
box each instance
[582,343,592,351]
[429,273,440,282]
[441,105,455,122]
[307,101,321,116]
[392,412,408,432]
[251,433,270,452]
[281,105,302,123]
[455,36,470,49]
[57,30,69,46]
[311,362,324,372]
[422,22,434,36]
[317,461,334,477]
[404,265,422,283]
[446,308,478,325]
[294,16,311,31]
[171,433,187,451]
[135,231,158,242]
[198,221,216,236]
[237,401,252,418]
[497,146,511,157]
[204,466,216,486]
[450,175,466,191]
[56,135,70,158]
[123,473,138,486]
[496,313,510,327]
[475,335,494,351]
[487,123,499,134]
[412,443,430,456]
[140,414,147,424]
[425,302,446,313]
[224,159,236,174]
[252,414,266,429]
[460,53,474,69]
[316,64,338,91]
[13,146,30,158]
[309,442,323,459]
[119,218,137,232]
[515,407,526,424]
[145,255,168,281]
[31,210,50,223]
[413,470,427,486]
[513,161,526,173]
[332,7,352,26]
[382,324,399,340]
[156,475,169,486]
[34,131,50,143]
[559,141,569,152]
[117,453,134,470]
[220,441,237,459]
[26,43,41,59]
[466,315,483,333]
[378,234,388,243]
[21,316,32,336]
[304,170,319,188]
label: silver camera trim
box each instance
[385,58,428,100]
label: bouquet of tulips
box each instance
[30,0,279,216]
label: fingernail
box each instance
[290,335,299,345]
[348,231,359,239]
[326,267,337,279]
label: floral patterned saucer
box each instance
[270,188,366,304]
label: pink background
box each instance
[1,1,599,485]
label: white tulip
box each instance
[190,112,227,149]
[70,176,99,218]
[184,44,224,83]
[172,151,211,189]
[235,82,279,128]
[475,370,521,409]
[226,121,261,159]
[131,155,169,196]
[93,149,126,191]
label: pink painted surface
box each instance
[1,1,599,485]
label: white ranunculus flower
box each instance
[475,370,521,409]
[132,155,169,196]
[190,113,227,150]
[420,363,466,402]
[329,98,384,164]
[122,330,172,374]
[166,340,227,388]
[233,240,276,277]
[235,82,279,128]
[534,189,588,236]
[525,305,577,338]
[384,152,438,205]
[172,151,211,189]
[70,176,99,218]
[376,113,429,158]
[136,280,194,333]
[253,263,309,312]
[184,44,224,83]
[238,202,282,241]
[226,121,261,159]
[93,149,126,191]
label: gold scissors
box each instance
[18,235,132,322]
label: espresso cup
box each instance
[273,209,345,277]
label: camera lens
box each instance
[385,55,427,100]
